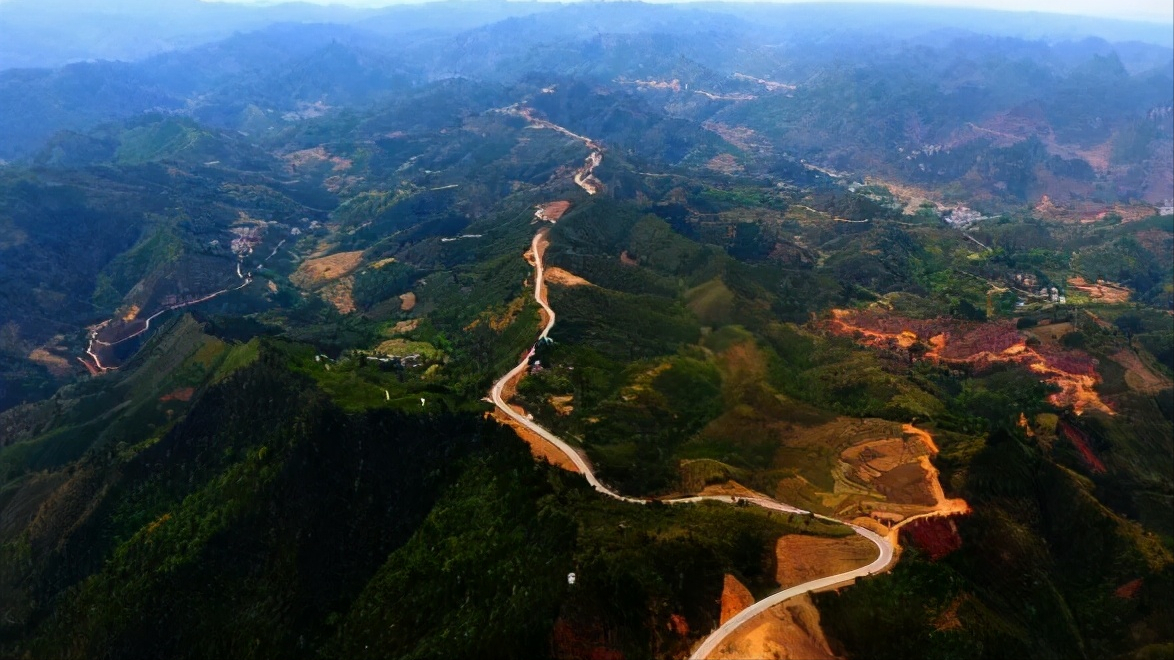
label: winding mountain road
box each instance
[689,515,890,659]
[501,104,603,195]
[82,260,252,373]
[489,228,897,658]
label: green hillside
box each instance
[0,5,1171,659]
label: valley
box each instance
[485,119,980,659]
[0,3,1170,659]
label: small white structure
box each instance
[420,398,426,407]
[567,573,576,585]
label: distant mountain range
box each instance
[0,4,1171,659]
[1,0,1171,72]
[2,2,1169,205]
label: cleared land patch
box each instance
[544,267,592,287]
[290,251,364,288]
[828,310,1112,415]
[535,201,571,222]
[322,276,356,314]
[1067,276,1131,304]
[1111,349,1171,393]
[707,593,838,660]
[775,534,878,589]
[27,348,72,377]
[720,574,755,625]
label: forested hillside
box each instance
[0,3,1171,659]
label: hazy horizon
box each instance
[199,0,1174,25]
[0,0,1170,24]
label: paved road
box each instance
[502,105,603,195]
[82,261,252,373]
[489,231,644,503]
[489,228,899,657]
[688,517,891,660]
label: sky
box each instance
[196,0,1174,24]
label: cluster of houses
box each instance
[1011,274,1067,304]
[369,354,424,369]
[1038,286,1066,304]
[229,226,263,257]
[313,353,427,371]
[1013,273,1039,289]
[944,206,984,228]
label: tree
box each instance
[1114,313,1144,346]
[1061,331,1086,350]
[908,341,929,364]
[953,299,986,321]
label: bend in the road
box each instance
[81,260,252,373]
[489,225,900,658]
